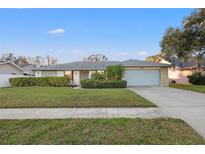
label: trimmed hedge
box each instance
[188,72,205,85]
[9,77,70,87]
[81,79,127,88]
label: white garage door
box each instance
[0,74,12,87]
[123,70,160,86]
[0,74,26,87]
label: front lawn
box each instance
[0,118,204,144]
[170,84,205,93]
[0,87,155,108]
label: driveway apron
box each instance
[130,86,205,138]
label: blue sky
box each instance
[0,8,194,63]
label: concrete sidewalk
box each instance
[0,108,170,119]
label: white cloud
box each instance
[119,52,127,56]
[71,50,81,54]
[137,51,148,56]
[48,28,65,34]
[56,50,82,55]
[56,50,65,53]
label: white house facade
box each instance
[32,59,170,86]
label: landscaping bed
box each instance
[170,84,205,93]
[81,65,127,88]
[0,87,155,108]
[81,79,127,88]
[0,118,204,144]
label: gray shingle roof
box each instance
[66,61,121,71]
[169,57,205,68]
[121,59,170,67]
[22,65,36,75]
[0,61,23,71]
[32,63,70,71]
[32,59,170,71]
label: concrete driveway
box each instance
[130,86,205,138]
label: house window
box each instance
[41,71,58,77]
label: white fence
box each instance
[0,74,26,87]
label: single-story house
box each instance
[156,57,205,84]
[0,61,36,76]
[32,59,170,86]
[0,61,23,75]
[0,61,24,87]
[0,61,37,87]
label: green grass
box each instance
[0,87,155,108]
[0,118,204,144]
[170,84,205,93]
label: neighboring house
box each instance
[32,59,170,86]
[156,57,205,84]
[0,61,23,75]
[0,61,23,87]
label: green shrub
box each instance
[91,72,106,80]
[188,72,205,85]
[81,79,127,88]
[105,65,125,80]
[9,77,70,87]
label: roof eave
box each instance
[0,61,23,71]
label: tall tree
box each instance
[46,55,58,66]
[183,8,205,67]
[160,27,178,59]
[145,52,166,62]
[83,53,108,62]
[15,56,29,66]
[0,53,17,62]
[0,53,58,67]
[160,9,205,68]
[160,27,191,61]
[50,57,58,65]
[31,56,47,67]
